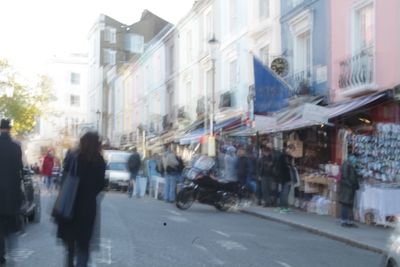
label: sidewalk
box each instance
[242,205,393,255]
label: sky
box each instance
[0,0,194,78]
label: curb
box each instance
[242,209,387,255]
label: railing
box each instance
[285,68,312,98]
[338,46,374,90]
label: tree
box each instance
[0,59,54,136]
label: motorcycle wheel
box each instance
[176,187,195,210]
[215,193,236,212]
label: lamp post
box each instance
[208,35,219,137]
[96,110,101,132]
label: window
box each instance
[125,33,144,53]
[259,45,270,67]
[354,3,374,51]
[103,49,116,65]
[70,72,80,85]
[229,60,238,89]
[259,0,270,20]
[104,27,116,43]
[167,45,174,75]
[205,10,213,41]
[229,0,237,34]
[70,95,80,107]
[294,31,311,73]
[186,31,192,62]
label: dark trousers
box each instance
[279,182,291,208]
[340,203,354,224]
[66,240,90,267]
[0,216,18,258]
[261,175,274,205]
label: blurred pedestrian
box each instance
[127,147,141,198]
[42,150,55,191]
[236,147,248,187]
[275,145,293,213]
[223,146,237,182]
[0,119,24,265]
[162,145,181,203]
[56,132,106,267]
[258,146,275,207]
[246,146,257,194]
[338,155,359,227]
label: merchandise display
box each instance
[349,123,400,182]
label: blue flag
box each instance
[253,57,290,114]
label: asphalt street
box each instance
[6,191,384,267]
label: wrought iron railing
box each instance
[285,68,312,97]
[338,46,374,90]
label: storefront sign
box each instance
[302,104,328,123]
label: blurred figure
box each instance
[246,146,257,194]
[0,119,23,265]
[32,162,40,175]
[223,146,237,182]
[276,145,294,213]
[338,155,359,227]
[258,146,275,207]
[236,147,248,186]
[127,147,141,198]
[56,132,106,267]
[41,150,55,191]
[162,145,180,203]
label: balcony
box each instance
[285,68,312,98]
[338,46,375,95]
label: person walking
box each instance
[236,147,249,187]
[127,147,141,198]
[258,146,275,207]
[275,145,293,213]
[162,145,181,203]
[338,155,360,227]
[0,119,23,266]
[223,146,237,182]
[41,150,55,192]
[56,132,106,267]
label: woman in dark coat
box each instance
[338,156,359,227]
[57,132,106,267]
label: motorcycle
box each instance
[176,155,251,211]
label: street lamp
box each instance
[96,110,101,132]
[208,34,219,137]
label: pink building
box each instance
[330,0,400,102]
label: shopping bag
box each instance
[52,155,79,221]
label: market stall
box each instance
[348,123,400,226]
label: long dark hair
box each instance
[79,132,101,162]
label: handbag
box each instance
[52,154,80,221]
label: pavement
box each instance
[242,205,394,255]
[5,191,385,267]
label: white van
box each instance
[103,150,131,191]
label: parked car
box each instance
[103,150,131,191]
[20,167,41,223]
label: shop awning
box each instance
[326,92,387,119]
[178,116,243,144]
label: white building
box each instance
[25,53,89,163]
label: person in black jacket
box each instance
[275,145,294,212]
[258,146,275,207]
[338,155,359,227]
[127,147,141,197]
[57,132,106,267]
[0,119,23,265]
[236,147,248,186]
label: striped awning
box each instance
[326,92,387,119]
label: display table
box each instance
[356,185,400,226]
